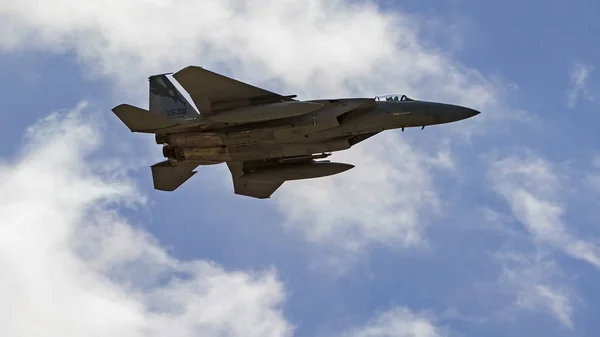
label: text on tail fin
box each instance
[149,74,197,120]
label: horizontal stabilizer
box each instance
[112,104,177,133]
[151,161,199,191]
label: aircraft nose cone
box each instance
[429,104,481,124]
[458,106,481,119]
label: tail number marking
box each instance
[166,108,187,116]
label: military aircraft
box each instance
[112,66,480,199]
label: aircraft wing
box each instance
[173,66,293,113]
[231,179,284,199]
[226,161,285,199]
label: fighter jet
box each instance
[112,66,480,199]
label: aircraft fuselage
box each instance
[156,99,479,164]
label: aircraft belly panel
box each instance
[229,139,351,161]
[221,130,275,144]
[163,137,351,163]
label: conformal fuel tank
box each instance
[240,161,354,182]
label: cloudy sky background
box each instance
[1,0,599,336]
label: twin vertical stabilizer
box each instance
[149,74,198,120]
[111,74,199,133]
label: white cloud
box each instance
[0,0,558,333]
[0,0,499,105]
[495,250,574,328]
[343,307,446,337]
[487,152,600,269]
[0,104,293,337]
[0,0,508,262]
[276,133,443,255]
[567,62,595,108]
[585,156,600,193]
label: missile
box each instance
[240,161,354,182]
[208,101,324,123]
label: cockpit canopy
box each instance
[375,94,416,102]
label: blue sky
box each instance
[1,1,599,336]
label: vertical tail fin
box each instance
[149,74,198,120]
